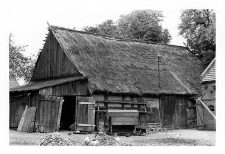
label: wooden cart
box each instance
[95,101,148,133]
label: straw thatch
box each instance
[43,25,203,95]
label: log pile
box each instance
[82,132,132,146]
[146,123,167,134]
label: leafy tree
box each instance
[178,9,215,66]
[83,20,118,37]
[82,26,99,34]
[160,29,172,44]
[98,20,118,36]
[83,10,171,44]
[9,33,35,83]
[117,10,171,43]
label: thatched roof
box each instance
[45,25,203,96]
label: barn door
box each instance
[36,95,63,133]
[161,96,188,128]
[161,96,176,128]
[76,96,95,132]
[174,99,188,128]
[196,103,204,129]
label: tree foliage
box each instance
[83,10,171,44]
[9,33,35,83]
[117,10,171,43]
[98,20,118,36]
[83,26,99,34]
[178,9,215,66]
[83,20,118,37]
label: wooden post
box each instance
[158,55,161,88]
[122,95,125,109]
[75,96,79,131]
[158,95,161,125]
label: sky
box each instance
[5,0,188,58]
[4,0,223,58]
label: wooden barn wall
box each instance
[10,91,63,133]
[29,93,63,133]
[160,95,189,128]
[32,31,80,81]
[10,94,31,128]
[39,79,88,96]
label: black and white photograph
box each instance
[1,0,225,153]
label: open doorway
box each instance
[59,96,75,130]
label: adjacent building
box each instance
[196,58,216,130]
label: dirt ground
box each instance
[9,129,215,146]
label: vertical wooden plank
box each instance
[161,96,164,127]
[17,106,28,131]
[196,104,204,129]
[158,95,161,124]
[75,96,78,131]
[104,94,108,110]
[56,98,63,131]
[18,107,37,133]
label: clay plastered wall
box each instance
[201,82,216,130]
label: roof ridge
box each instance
[50,25,156,44]
[50,25,187,49]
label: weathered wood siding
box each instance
[32,31,80,81]
[29,94,63,133]
[10,92,63,133]
[39,79,89,96]
[143,98,160,123]
[160,95,188,128]
[10,95,31,128]
[76,96,95,131]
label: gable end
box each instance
[31,31,81,81]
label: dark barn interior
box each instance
[59,96,76,130]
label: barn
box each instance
[196,58,216,130]
[10,25,204,133]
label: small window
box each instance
[208,105,215,111]
[205,85,208,90]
